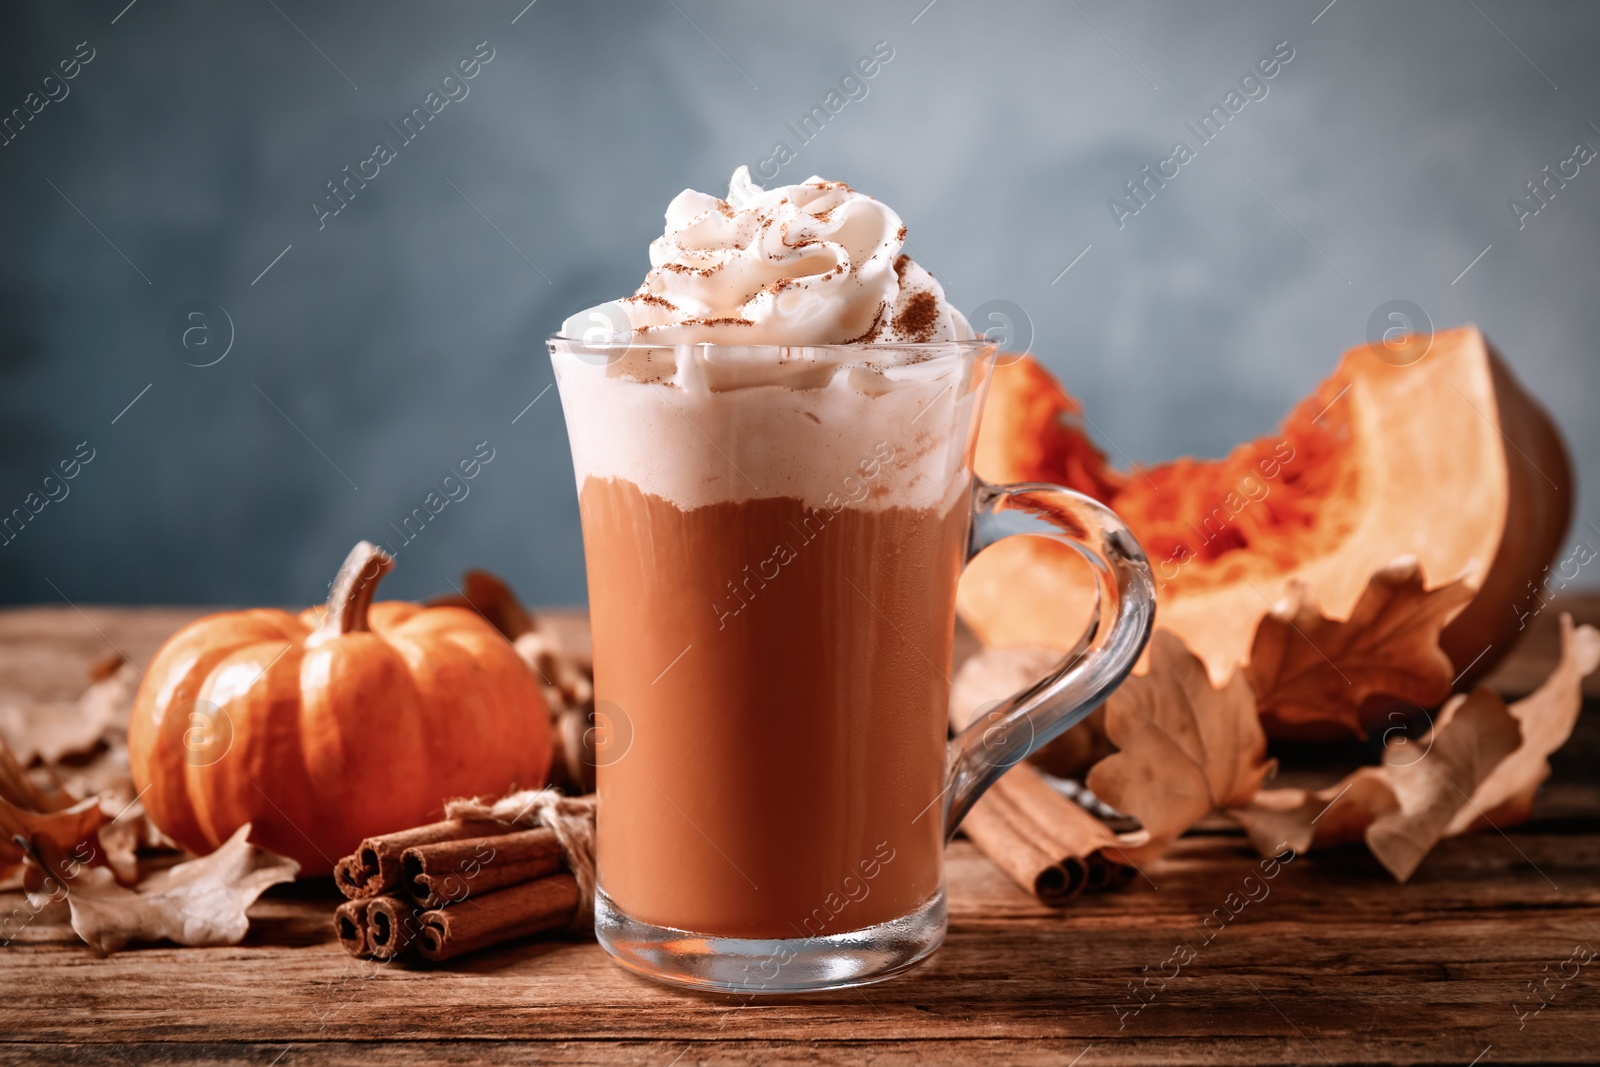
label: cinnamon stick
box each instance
[1002,772,1138,889]
[1085,853,1139,891]
[334,818,510,900]
[366,894,423,961]
[959,765,1135,906]
[998,764,1121,861]
[417,873,580,962]
[402,828,566,908]
[334,899,369,957]
[963,786,1087,906]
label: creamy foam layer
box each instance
[551,345,981,512]
[561,167,972,346]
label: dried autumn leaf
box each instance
[0,704,105,768]
[1229,693,1517,880]
[0,659,138,766]
[426,570,536,640]
[1229,767,1398,857]
[50,739,148,885]
[95,817,142,886]
[1086,630,1272,862]
[1231,617,1599,878]
[55,823,298,953]
[1,659,154,885]
[1366,689,1521,881]
[0,790,103,847]
[949,646,1113,781]
[78,657,139,731]
[1246,559,1474,738]
[0,732,75,815]
[55,737,136,802]
[1448,614,1600,834]
[0,658,178,888]
[0,730,107,882]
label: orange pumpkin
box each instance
[128,542,552,874]
[959,326,1572,718]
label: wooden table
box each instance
[2,601,1597,1066]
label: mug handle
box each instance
[942,480,1156,841]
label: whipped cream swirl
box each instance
[562,167,971,346]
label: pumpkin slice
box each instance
[958,326,1571,733]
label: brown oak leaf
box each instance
[1228,767,1398,857]
[53,729,146,885]
[49,823,298,954]
[1246,559,1474,738]
[1365,689,1520,880]
[1229,689,1517,881]
[0,658,151,885]
[1230,615,1599,880]
[426,569,536,640]
[0,731,106,883]
[1447,614,1600,834]
[94,818,142,886]
[949,646,1114,781]
[0,659,138,768]
[1,795,107,884]
[1087,630,1272,863]
[0,732,75,815]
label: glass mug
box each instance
[548,335,1154,993]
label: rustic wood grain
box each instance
[0,599,1597,1066]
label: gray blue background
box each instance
[2,0,1596,607]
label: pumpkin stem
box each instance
[318,541,395,638]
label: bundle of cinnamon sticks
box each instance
[949,647,1139,906]
[333,814,584,963]
[961,764,1138,905]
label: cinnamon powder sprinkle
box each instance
[891,290,940,343]
[895,225,907,242]
[893,254,911,281]
[661,262,719,276]
[626,293,678,310]
[680,316,755,327]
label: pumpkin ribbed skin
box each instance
[128,557,551,874]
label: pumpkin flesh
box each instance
[958,327,1572,703]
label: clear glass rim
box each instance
[546,333,999,356]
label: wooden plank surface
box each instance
[1,599,1597,1066]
